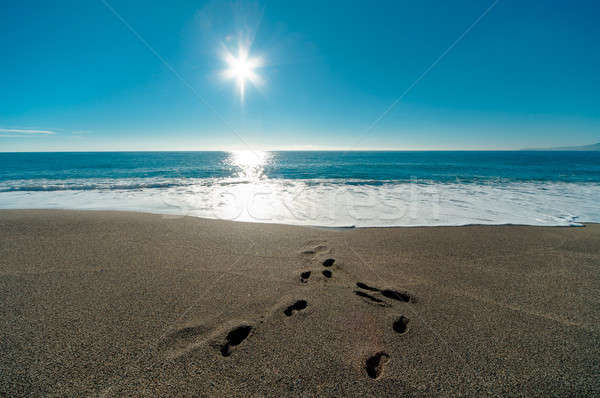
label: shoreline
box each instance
[1,209,599,396]
[0,207,595,229]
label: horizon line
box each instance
[0,148,588,153]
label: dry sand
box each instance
[1,210,599,397]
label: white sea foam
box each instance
[0,178,599,227]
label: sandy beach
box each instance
[1,209,599,397]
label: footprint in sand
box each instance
[221,300,309,358]
[365,352,390,379]
[300,271,311,283]
[299,257,336,283]
[220,325,252,357]
[322,258,335,267]
[321,257,335,279]
[299,244,335,283]
[393,315,409,334]
[284,300,308,316]
[354,283,412,379]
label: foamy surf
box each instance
[0,178,598,227]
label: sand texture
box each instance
[1,210,599,397]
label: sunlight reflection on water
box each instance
[226,150,271,180]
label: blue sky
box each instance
[1,0,599,151]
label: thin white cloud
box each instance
[0,134,35,138]
[0,128,56,135]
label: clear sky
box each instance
[1,0,599,151]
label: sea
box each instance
[1,151,599,227]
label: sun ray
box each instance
[222,44,263,101]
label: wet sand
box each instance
[1,210,599,397]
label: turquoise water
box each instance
[1,151,599,185]
[1,151,599,226]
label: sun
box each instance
[222,45,263,100]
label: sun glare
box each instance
[227,150,270,180]
[222,45,263,100]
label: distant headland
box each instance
[524,142,600,151]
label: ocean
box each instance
[1,151,599,227]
